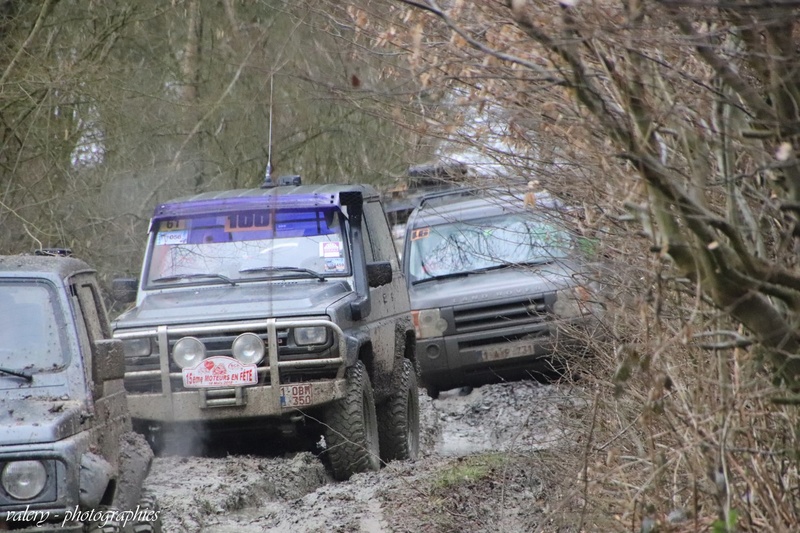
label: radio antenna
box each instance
[263,75,274,187]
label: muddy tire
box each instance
[323,360,380,480]
[132,488,163,533]
[83,507,121,533]
[377,358,420,462]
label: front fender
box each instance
[113,432,154,511]
[343,329,371,367]
[79,453,113,509]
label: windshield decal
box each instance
[411,227,430,241]
[320,241,343,258]
[159,219,186,231]
[156,230,188,245]
[324,258,346,273]
[224,211,272,232]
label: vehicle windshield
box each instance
[0,281,67,373]
[406,212,572,283]
[145,207,349,287]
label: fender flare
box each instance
[112,431,154,511]
[79,452,114,509]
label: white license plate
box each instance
[481,341,537,362]
[280,384,313,407]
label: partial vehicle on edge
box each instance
[0,254,161,533]
[111,178,419,481]
[402,188,601,398]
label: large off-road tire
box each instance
[377,358,420,462]
[323,360,381,481]
[132,488,163,533]
[84,506,121,533]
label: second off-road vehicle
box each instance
[0,254,161,532]
[402,188,601,397]
[112,179,419,480]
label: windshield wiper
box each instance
[0,367,33,382]
[152,273,236,286]
[412,270,483,286]
[238,266,326,282]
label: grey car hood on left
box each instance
[115,280,352,329]
[0,399,83,446]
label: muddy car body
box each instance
[402,189,599,397]
[112,182,419,480]
[0,256,159,533]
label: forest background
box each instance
[3,1,800,530]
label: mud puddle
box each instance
[145,380,582,532]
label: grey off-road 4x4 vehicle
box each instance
[112,179,419,480]
[0,255,161,532]
[403,188,602,397]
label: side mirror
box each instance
[93,339,125,383]
[111,278,138,304]
[366,261,393,288]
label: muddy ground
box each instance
[144,381,586,532]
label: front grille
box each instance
[453,296,549,334]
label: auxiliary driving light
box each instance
[232,333,265,365]
[172,337,206,369]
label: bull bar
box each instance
[113,318,348,422]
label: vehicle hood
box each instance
[0,399,83,446]
[114,280,352,328]
[408,262,577,309]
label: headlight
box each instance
[122,337,152,357]
[2,461,47,500]
[172,337,206,369]
[412,308,448,339]
[294,326,327,346]
[232,333,265,364]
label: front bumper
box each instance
[126,378,347,422]
[418,317,592,389]
[115,318,348,423]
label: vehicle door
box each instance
[70,274,126,464]
[362,200,411,368]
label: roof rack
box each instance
[416,187,487,209]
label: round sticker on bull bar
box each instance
[182,355,258,388]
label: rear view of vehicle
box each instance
[403,189,599,397]
[112,182,419,480]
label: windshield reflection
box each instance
[0,281,66,373]
[145,208,349,287]
[407,213,571,283]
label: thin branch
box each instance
[0,0,54,87]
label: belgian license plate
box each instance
[481,340,537,362]
[280,384,313,407]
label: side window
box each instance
[364,201,400,270]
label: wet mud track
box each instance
[145,380,582,532]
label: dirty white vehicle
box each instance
[0,254,161,533]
